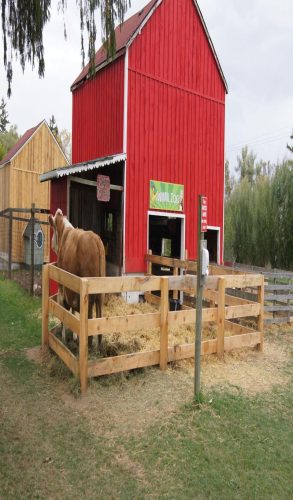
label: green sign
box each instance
[150,180,184,212]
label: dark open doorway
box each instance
[69,163,124,276]
[148,214,184,275]
[205,228,219,263]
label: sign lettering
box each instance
[150,180,184,212]
[201,196,208,232]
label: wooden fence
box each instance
[220,263,293,324]
[42,263,264,394]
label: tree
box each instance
[287,129,293,153]
[48,115,71,161]
[1,0,131,97]
[59,129,72,162]
[235,146,256,183]
[224,159,234,198]
[0,124,20,160]
[48,115,59,140]
[0,98,9,132]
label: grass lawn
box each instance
[0,275,292,499]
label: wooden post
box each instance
[8,209,12,279]
[173,267,178,299]
[147,249,152,275]
[79,278,89,393]
[30,203,35,296]
[257,275,264,351]
[42,264,49,347]
[160,277,169,370]
[217,277,226,358]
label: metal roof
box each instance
[71,0,228,93]
[40,153,126,182]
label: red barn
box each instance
[41,0,227,277]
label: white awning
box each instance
[40,153,126,182]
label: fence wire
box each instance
[0,205,50,295]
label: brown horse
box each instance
[49,208,105,345]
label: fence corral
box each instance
[42,260,264,393]
[0,205,50,295]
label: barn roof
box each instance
[0,121,42,167]
[40,153,126,182]
[0,119,69,168]
[71,0,157,90]
[71,0,228,92]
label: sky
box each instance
[1,0,292,171]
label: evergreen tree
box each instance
[49,115,59,140]
[0,98,9,133]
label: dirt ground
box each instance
[27,319,292,440]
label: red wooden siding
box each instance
[125,0,225,273]
[72,57,125,164]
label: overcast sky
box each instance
[1,0,292,171]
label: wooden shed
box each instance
[42,0,227,276]
[0,120,68,264]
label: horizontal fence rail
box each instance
[42,261,264,393]
[219,262,293,325]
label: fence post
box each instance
[160,277,169,370]
[8,209,13,279]
[30,203,36,295]
[257,275,264,351]
[79,278,89,393]
[42,264,49,347]
[217,277,226,358]
[147,249,152,275]
[173,267,178,299]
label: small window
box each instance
[162,238,172,257]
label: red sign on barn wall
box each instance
[201,196,208,232]
[97,175,110,202]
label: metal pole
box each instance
[194,195,204,399]
[30,203,35,295]
[8,209,13,279]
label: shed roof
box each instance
[71,0,228,92]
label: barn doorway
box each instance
[68,163,124,276]
[148,212,185,275]
[205,227,220,264]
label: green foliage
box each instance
[0,124,20,161]
[48,115,71,160]
[225,159,234,198]
[0,98,9,132]
[225,159,293,269]
[48,114,59,139]
[287,129,293,153]
[1,0,131,96]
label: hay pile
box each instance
[93,295,218,358]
